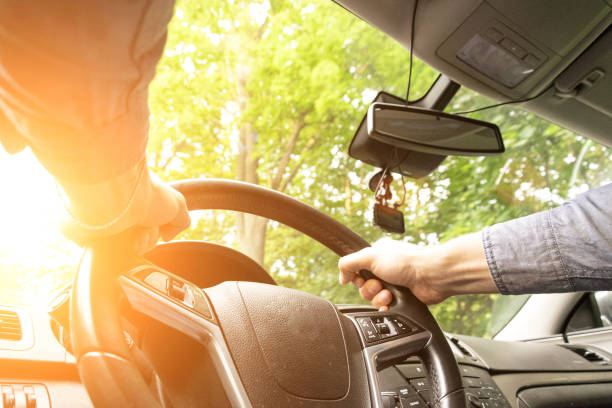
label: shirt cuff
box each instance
[57,156,153,239]
[482,211,574,295]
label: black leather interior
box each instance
[145,241,276,287]
[171,179,368,256]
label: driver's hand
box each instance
[131,174,191,254]
[60,162,190,255]
[338,239,449,310]
[339,234,497,310]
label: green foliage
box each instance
[145,0,612,338]
[4,0,610,339]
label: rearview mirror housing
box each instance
[367,103,504,156]
[348,91,504,179]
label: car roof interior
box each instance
[334,0,612,147]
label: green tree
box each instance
[146,0,612,337]
[149,0,436,265]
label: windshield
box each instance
[1,0,611,340]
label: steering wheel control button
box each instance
[400,395,426,407]
[137,268,214,321]
[167,278,187,299]
[356,317,381,342]
[409,378,429,392]
[380,392,401,408]
[353,313,427,346]
[418,390,433,405]
[376,322,391,334]
[397,386,415,397]
[389,316,414,335]
[397,364,425,379]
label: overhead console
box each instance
[335,0,610,99]
[436,1,610,98]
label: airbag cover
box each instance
[207,281,352,400]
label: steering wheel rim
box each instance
[70,178,467,408]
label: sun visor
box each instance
[554,28,612,118]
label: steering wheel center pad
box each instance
[207,281,370,405]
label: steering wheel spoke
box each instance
[119,266,252,408]
[347,313,432,408]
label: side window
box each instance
[593,291,612,327]
[565,292,612,333]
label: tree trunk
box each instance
[237,214,268,265]
[235,64,268,265]
[232,55,308,266]
[235,120,268,264]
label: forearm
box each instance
[483,183,612,295]
[0,0,174,184]
[426,232,498,297]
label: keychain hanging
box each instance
[368,167,406,234]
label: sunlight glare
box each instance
[0,148,80,307]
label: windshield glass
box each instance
[1,0,611,340]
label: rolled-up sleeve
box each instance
[0,0,174,184]
[483,183,612,295]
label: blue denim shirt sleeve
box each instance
[482,183,612,295]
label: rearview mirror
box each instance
[367,103,504,156]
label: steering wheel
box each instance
[70,179,467,408]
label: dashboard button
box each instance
[459,365,482,378]
[409,378,429,392]
[396,386,416,397]
[418,389,433,405]
[464,377,483,388]
[400,395,426,407]
[381,393,401,408]
[475,389,490,399]
[467,393,483,408]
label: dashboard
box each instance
[0,304,91,408]
[2,301,612,408]
[374,330,612,408]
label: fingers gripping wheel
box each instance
[70,179,467,408]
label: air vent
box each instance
[565,346,609,365]
[0,310,22,341]
[448,335,480,362]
